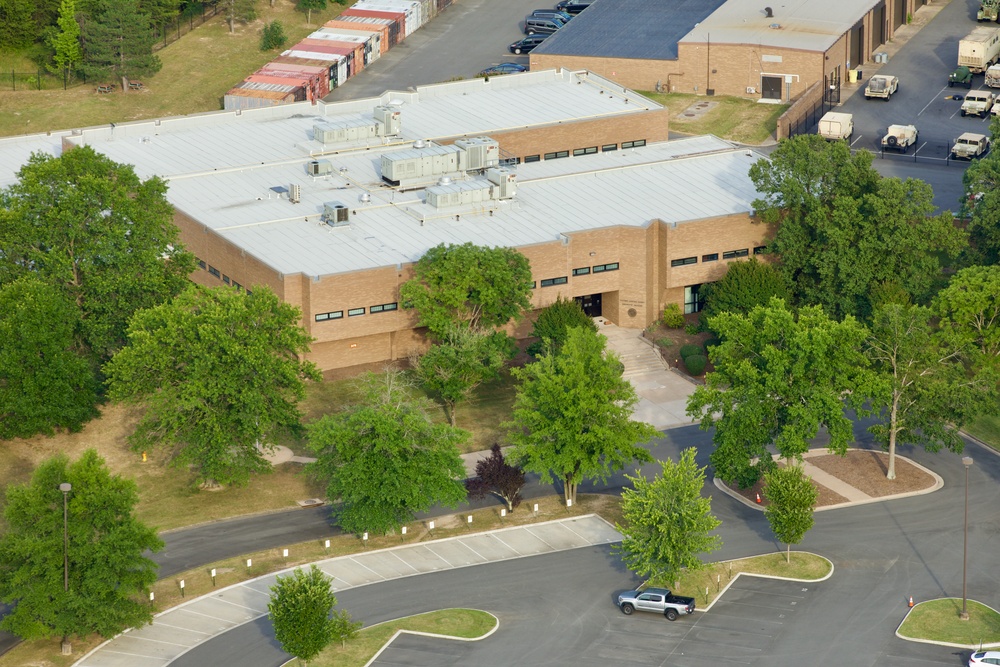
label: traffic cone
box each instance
[755,492,762,504]
[908,596,914,608]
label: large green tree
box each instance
[697,257,790,332]
[80,0,161,91]
[105,286,320,487]
[268,565,360,664]
[400,242,533,339]
[935,265,1000,370]
[297,0,326,24]
[47,0,82,76]
[962,117,1000,265]
[0,146,193,361]
[506,326,657,505]
[762,465,818,563]
[0,0,35,49]
[526,295,597,359]
[307,370,468,535]
[750,134,965,319]
[220,0,256,33]
[687,298,875,488]
[616,448,722,585]
[0,450,162,653]
[0,277,98,440]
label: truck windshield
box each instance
[870,79,887,91]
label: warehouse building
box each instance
[1,70,769,372]
[531,0,927,102]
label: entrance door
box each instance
[874,2,886,46]
[761,75,782,100]
[575,293,602,317]
[893,0,904,28]
[850,22,864,67]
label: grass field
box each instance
[898,598,1000,646]
[639,91,787,144]
[0,0,345,137]
[965,414,1000,451]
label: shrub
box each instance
[683,354,707,376]
[703,338,722,353]
[260,21,287,51]
[679,343,701,360]
[684,323,701,335]
[661,303,685,328]
[656,337,675,348]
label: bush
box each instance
[683,354,707,376]
[703,338,722,353]
[260,21,287,51]
[661,303,685,328]
[684,323,701,335]
[656,337,675,348]
[678,343,701,360]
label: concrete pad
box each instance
[78,648,171,667]
[150,607,236,635]
[353,549,422,579]
[127,621,208,646]
[524,522,591,550]
[560,515,623,544]
[323,557,388,587]
[379,544,451,574]
[490,527,554,555]
[422,539,489,567]
[90,635,187,662]
[176,596,259,625]
[458,533,523,561]
[238,573,279,597]
[215,584,271,613]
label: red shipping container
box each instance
[342,8,404,48]
[323,20,389,55]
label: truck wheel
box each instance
[961,109,967,116]
[620,603,634,615]
[949,81,955,88]
[951,152,958,160]
[968,81,973,89]
[886,135,898,147]
[665,609,679,621]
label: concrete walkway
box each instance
[74,515,622,667]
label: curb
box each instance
[694,551,835,613]
[895,598,1000,649]
[360,610,500,667]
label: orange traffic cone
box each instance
[755,492,762,504]
[908,596,914,608]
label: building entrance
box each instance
[575,293,603,317]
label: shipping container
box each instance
[276,53,349,89]
[314,27,382,64]
[294,40,365,77]
[342,8,404,48]
[323,20,390,55]
[436,0,453,13]
[336,13,399,49]
[355,0,422,37]
[257,65,330,99]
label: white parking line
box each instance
[850,134,865,147]
[918,86,949,116]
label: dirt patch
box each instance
[807,450,933,497]
[643,313,714,377]
[724,471,849,508]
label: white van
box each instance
[817,112,854,140]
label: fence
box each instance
[0,69,87,91]
[153,2,222,53]
[783,96,833,139]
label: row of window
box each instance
[520,141,646,164]
[670,247,765,268]
[535,262,620,288]
[197,259,247,293]
[315,302,397,322]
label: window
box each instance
[197,259,206,270]
[543,150,569,160]
[315,311,343,322]
[602,144,618,152]
[348,307,365,317]
[572,146,598,156]
[684,284,704,314]
[539,276,568,287]
[670,256,697,267]
[572,267,590,276]
[208,266,220,278]
[222,275,230,285]
[722,249,749,260]
[702,253,719,262]
[524,155,541,163]
[369,302,398,313]
[233,282,242,291]
[621,139,647,149]
[592,262,619,273]
[753,245,767,255]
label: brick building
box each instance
[531,0,928,102]
[2,70,770,372]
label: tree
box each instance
[47,0,82,76]
[750,134,966,319]
[80,0,161,91]
[137,0,181,36]
[687,298,875,488]
[400,242,533,339]
[260,20,287,50]
[762,465,818,563]
[935,265,1000,370]
[0,450,162,651]
[962,116,1000,265]
[0,0,35,49]
[307,370,468,535]
[220,0,256,33]
[0,146,194,362]
[414,327,510,426]
[526,296,597,359]
[465,444,525,512]
[506,327,657,506]
[268,565,360,665]
[616,449,721,585]
[698,258,790,332]
[297,0,325,25]
[105,286,321,487]
[0,277,98,440]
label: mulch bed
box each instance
[724,473,848,508]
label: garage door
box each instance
[893,0,904,29]
[761,75,782,100]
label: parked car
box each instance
[950,66,974,88]
[817,111,854,140]
[524,16,565,34]
[509,35,548,54]
[530,9,572,22]
[881,124,918,153]
[616,587,696,621]
[478,63,528,77]
[970,651,1000,666]
[555,0,593,14]
[864,74,899,100]
[951,132,991,159]
[961,89,995,117]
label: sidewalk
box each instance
[73,515,622,667]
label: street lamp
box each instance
[59,482,71,654]
[961,456,973,621]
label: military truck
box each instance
[961,89,995,117]
[959,26,1000,74]
[951,132,991,159]
[951,66,975,88]
[882,125,918,153]
[979,0,999,22]
[817,112,854,140]
[865,74,899,100]
[987,64,1000,87]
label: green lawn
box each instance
[898,598,1000,646]
[638,91,787,144]
[964,414,1000,451]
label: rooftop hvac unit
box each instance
[289,184,301,203]
[314,118,378,144]
[307,160,333,176]
[373,105,402,136]
[322,201,349,226]
[486,167,516,199]
[454,136,500,171]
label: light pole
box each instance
[961,456,973,621]
[59,482,71,654]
